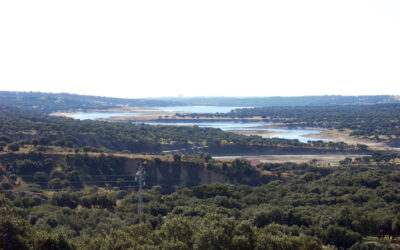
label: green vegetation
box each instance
[0,152,273,193]
[2,154,400,249]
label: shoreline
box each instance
[227,129,288,138]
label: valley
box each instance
[1,92,400,249]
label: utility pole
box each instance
[135,161,145,223]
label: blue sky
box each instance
[0,0,399,98]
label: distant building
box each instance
[250,159,262,167]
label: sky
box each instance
[0,0,399,98]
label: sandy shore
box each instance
[50,107,170,120]
[228,129,288,138]
[51,112,78,119]
[304,129,400,152]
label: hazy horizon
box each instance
[1,90,399,100]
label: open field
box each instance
[213,154,369,164]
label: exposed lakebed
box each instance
[70,112,142,120]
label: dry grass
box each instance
[213,154,369,164]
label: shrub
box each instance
[33,172,49,187]
[48,178,63,190]
[51,192,80,208]
[38,137,51,146]
[0,136,12,143]
[322,225,361,248]
[7,143,19,152]
[0,181,13,190]
[50,170,66,180]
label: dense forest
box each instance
[1,152,400,249]
[182,103,400,144]
[0,91,180,113]
[0,105,365,155]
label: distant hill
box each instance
[1,91,399,113]
[153,95,400,107]
[0,91,181,113]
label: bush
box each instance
[66,170,82,188]
[50,170,66,180]
[7,143,20,152]
[34,172,49,187]
[0,197,31,250]
[0,181,13,190]
[48,178,63,190]
[38,137,51,146]
[37,146,48,152]
[9,174,17,182]
[33,233,73,250]
[0,136,12,143]
[322,225,361,248]
[173,154,181,163]
[87,193,116,209]
[51,192,80,208]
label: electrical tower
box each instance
[135,161,145,222]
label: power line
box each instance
[13,174,140,177]
[15,180,138,184]
[135,161,144,222]
[0,185,141,193]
